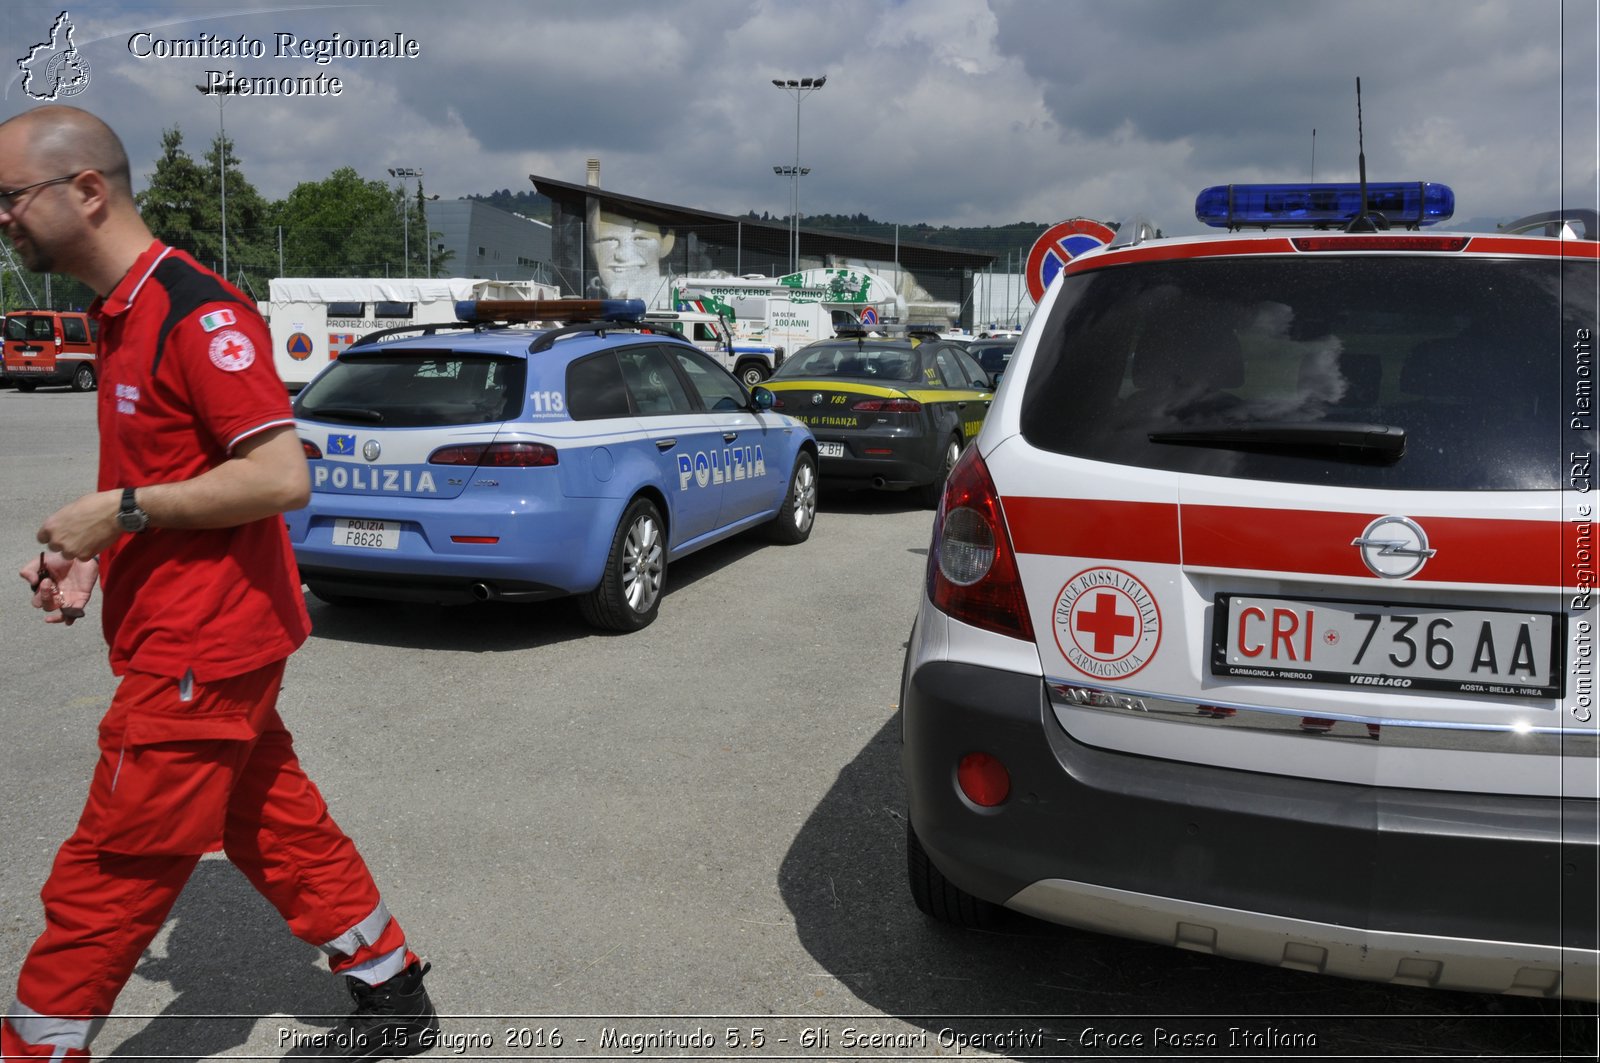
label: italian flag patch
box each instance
[199,308,237,332]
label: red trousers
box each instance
[3,661,408,1058]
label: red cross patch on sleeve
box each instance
[208,329,257,372]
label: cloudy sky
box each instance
[1,0,1596,237]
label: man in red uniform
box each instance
[2,106,438,1062]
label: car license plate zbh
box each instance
[332,518,400,551]
[817,441,845,458]
[1211,593,1562,698]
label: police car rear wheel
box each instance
[906,820,1002,929]
[580,497,666,632]
[918,436,962,509]
[766,452,817,545]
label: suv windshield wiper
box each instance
[1148,421,1405,463]
[303,405,385,423]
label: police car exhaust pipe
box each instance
[471,582,495,601]
[873,476,888,488]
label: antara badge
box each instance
[362,440,382,462]
[1352,515,1436,579]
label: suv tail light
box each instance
[927,447,1033,641]
[428,442,559,467]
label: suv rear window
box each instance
[1020,256,1588,490]
[294,352,526,427]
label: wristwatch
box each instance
[116,487,150,533]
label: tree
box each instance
[134,127,275,296]
[278,167,406,276]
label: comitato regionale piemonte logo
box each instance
[18,11,92,101]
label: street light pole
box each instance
[388,167,423,278]
[195,82,239,280]
[771,76,825,274]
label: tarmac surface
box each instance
[0,386,1593,1061]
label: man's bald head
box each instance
[1,105,133,201]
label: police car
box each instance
[287,299,817,631]
[902,183,1599,999]
[762,331,995,507]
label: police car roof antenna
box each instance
[1346,77,1389,233]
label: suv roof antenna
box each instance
[1347,77,1388,233]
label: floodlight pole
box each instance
[771,76,825,274]
[195,83,238,280]
[388,167,423,278]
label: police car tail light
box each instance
[427,443,559,467]
[957,752,1010,807]
[301,439,323,460]
[852,398,922,413]
[929,447,1034,642]
[1195,182,1454,229]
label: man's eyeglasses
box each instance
[0,172,84,213]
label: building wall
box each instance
[427,200,553,283]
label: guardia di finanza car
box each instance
[762,333,995,507]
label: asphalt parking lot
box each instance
[0,386,1593,1061]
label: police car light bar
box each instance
[454,298,647,324]
[1195,182,1454,230]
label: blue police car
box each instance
[287,299,818,631]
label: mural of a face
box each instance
[590,210,676,301]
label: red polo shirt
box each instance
[93,241,311,680]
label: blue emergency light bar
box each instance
[454,298,647,324]
[1195,182,1454,229]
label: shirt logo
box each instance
[199,308,238,333]
[208,329,255,372]
[327,434,356,456]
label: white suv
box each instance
[901,183,1598,1000]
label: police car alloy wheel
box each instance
[766,452,817,545]
[580,496,667,632]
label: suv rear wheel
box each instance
[580,496,666,631]
[906,820,1002,928]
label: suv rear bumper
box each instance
[902,658,1600,999]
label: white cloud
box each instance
[0,0,1592,236]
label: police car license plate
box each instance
[817,441,845,458]
[332,518,400,551]
[1211,593,1561,698]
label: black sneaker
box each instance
[288,961,440,1061]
